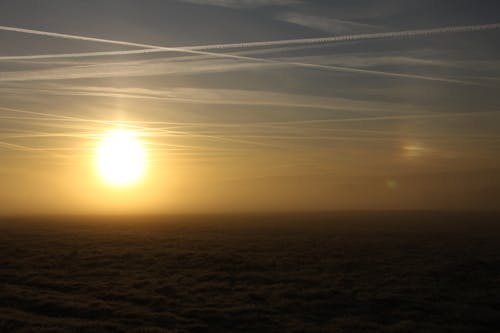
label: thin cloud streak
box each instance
[260,110,500,124]
[3,104,497,129]
[0,138,71,159]
[2,85,418,113]
[0,54,477,85]
[276,12,379,34]
[0,106,283,149]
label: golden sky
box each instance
[1,1,500,214]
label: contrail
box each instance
[0,137,70,158]
[0,48,165,60]
[0,106,282,148]
[281,61,474,85]
[0,140,35,152]
[1,22,499,57]
[0,42,331,61]
[187,23,500,50]
[256,110,500,124]
[0,25,238,59]
[1,24,497,84]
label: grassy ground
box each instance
[1,212,500,332]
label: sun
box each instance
[95,129,146,187]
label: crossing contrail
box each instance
[1,22,500,60]
[1,22,499,54]
[0,42,332,61]
[1,23,498,84]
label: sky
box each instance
[0,0,500,214]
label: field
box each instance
[1,212,500,332]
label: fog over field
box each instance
[2,213,500,332]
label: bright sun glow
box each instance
[95,129,146,187]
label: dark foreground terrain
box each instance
[1,212,500,332]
